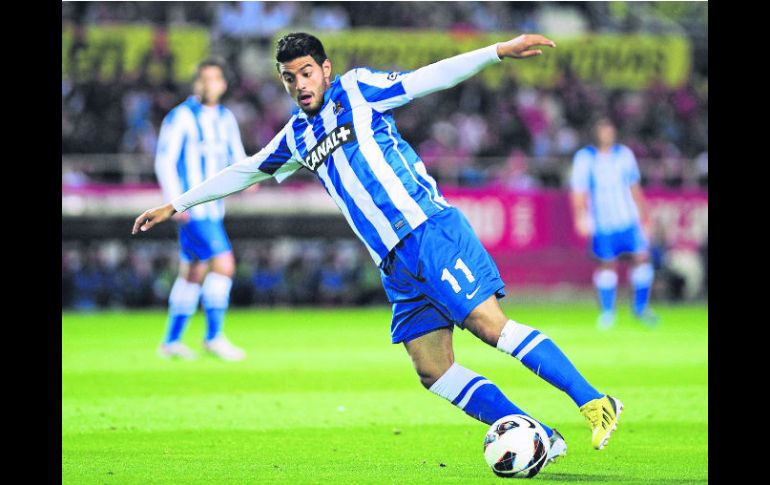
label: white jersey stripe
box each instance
[382,117,446,211]
[317,165,381,263]
[341,74,428,231]
[317,105,400,250]
[413,162,450,207]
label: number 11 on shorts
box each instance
[441,258,476,293]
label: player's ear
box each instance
[322,58,332,80]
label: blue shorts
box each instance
[178,219,232,262]
[592,224,648,261]
[380,207,506,344]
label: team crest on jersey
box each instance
[334,101,344,115]
[387,72,399,81]
[302,123,357,171]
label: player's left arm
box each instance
[225,110,258,192]
[358,34,555,112]
[225,110,248,163]
[625,147,651,235]
[630,183,650,235]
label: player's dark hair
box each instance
[195,58,227,80]
[275,32,328,71]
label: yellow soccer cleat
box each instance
[579,395,623,450]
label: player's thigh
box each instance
[209,251,236,277]
[403,327,454,388]
[415,209,506,327]
[177,259,209,283]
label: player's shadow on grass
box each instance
[544,473,705,484]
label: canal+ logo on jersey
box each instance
[302,123,357,171]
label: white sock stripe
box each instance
[428,363,480,402]
[496,320,536,354]
[169,278,201,314]
[456,379,491,410]
[630,263,654,285]
[593,269,618,289]
[202,273,232,308]
[514,333,548,360]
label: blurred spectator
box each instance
[62,2,707,186]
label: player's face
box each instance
[195,66,227,106]
[278,56,332,117]
[595,122,616,147]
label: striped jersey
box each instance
[570,144,642,234]
[171,45,502,265]
[155,96,246,221]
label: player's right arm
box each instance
[133,122,303,234]
[569,149,593,238]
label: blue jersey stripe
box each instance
[333,90,412,233]
[258,134,290,175]
[177,134,189,192]
[357,80,407,103]
[322,161,390,258]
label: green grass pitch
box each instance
[62,303,707,484]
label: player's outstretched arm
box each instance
[132,203,176,234]
[399,34,555,102]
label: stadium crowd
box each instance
[61,2,707,310]
[62,239,385,310]
[62,1,708,188]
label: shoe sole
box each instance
[546,448,566,465]
[596,397,623,450]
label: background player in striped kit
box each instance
[570,117,658,329]
[154,59,248,360]
[135,32,623,458]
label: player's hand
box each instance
[496,34,556,59]
[172,211,190,223]
[132,203,177,234]
[575,215,593,239]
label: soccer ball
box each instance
[483,414,550,478]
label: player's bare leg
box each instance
[201,251,245,360]
[403,325,556,436]
[403,327,454,389]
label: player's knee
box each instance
[416,361,454,390]
[211,254,235,276]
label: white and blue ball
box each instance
[483,414,550,478]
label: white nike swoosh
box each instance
[466,286,481,299]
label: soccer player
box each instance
[153,59,247,361]
[134,33,623,460]
[570,118,658,329]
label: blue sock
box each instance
[163,278,201,344]
[593,269,617,314]
[202,273,233,343]
[429,363,553,437]
[497,320,603,407]
[164,314,191,344]
[204,308,225,341]
[630,263,654,315]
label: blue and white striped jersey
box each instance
[155,96,246,221]
[570,144,642,234]
[172,45,502,264]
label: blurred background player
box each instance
[570,117,658,329]
[154,59,248,360]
